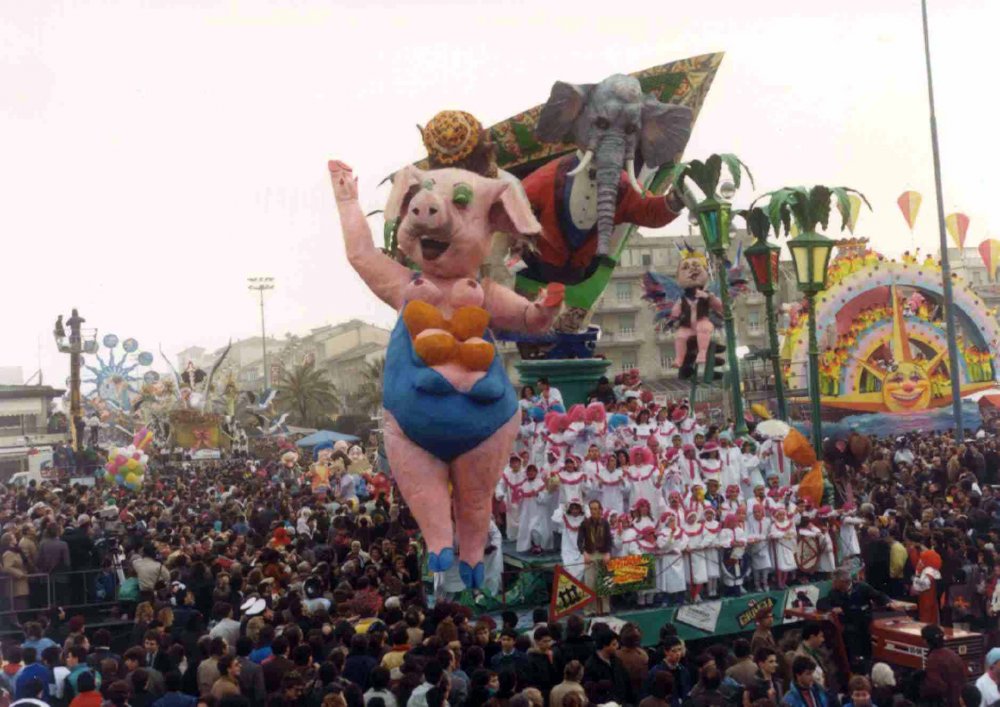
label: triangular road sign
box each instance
[550,565,596,621]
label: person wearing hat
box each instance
[718,437,742,496]
[739,439,763,498]
[682,508,707,602]
[556,456,590,506]
[976,648,1000,707]
[516,465,551,555]
[630,498,659,606]
[769,507,797,590]
[676,405,697,447]
[626,447,660,517]
[746,499,773,592]
[698,442,722,489]
[836,503,864,563]
[657,513,688,605]
[911,548,943,625]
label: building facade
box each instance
[0,385,68,478]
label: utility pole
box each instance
[248,277,275,391]
[55,309,88,452]
[921,0,964,438]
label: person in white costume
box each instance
[698,442,723,490]
[813,507,838,577]
[630,499,659,606]
[516,464,551,554]
[658,513,688,605]
[552,499,586,580]
[676,406,697,446]
[745,500,773,592]
[678,445,703,489]
[718,436,743,493]
[683,508,707,602]
[769,506,798,588]
[836,502,864,562]
[720,513,749,596]
[555,455,590,506]
[701,505,723,599]
[655,407,678,448]
[626,446,661,516]
[495,455,526,542]
[759,436,791,487]
[579,444,604,504]
[595,453,628,515]
[739,439,764,498]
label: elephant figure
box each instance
[520,74,693,285]
[328,159,563,588]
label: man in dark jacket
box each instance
[584,631,635,706]
[579,500,613,615]
[525,627,559,700]
[235,637,266,706]
[558,615,595,672]
[817,568,900,672]
[781,656,828,707]
[342,634,377,690]
[644,636,691,701]
[262,635,295,695]
[922,624,967,707]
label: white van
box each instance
[4,446,57,486]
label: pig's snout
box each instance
[407,191,451,234]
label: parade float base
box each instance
[500,540,561,570]
[514,358,612,406]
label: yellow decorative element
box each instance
[413,330,458,366]
[448,306,490,341]
[403,300,447,338]
[456,339,495,371]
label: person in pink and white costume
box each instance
[698,441,723,490]
[678,444,703,490]
[683,508,708,602]
[631,498,660,606]
[660,448,687,500]
[579,444,604,504]
[720,512,749,596]
[769,506,797,588]
[718,436,743,495]
[676,404,698,447]
[759,435,791,487]
[594,452,628,515]
[739,439,764,499]
[836,502,864,563]
[812,507,838,578]
[551,498,586,580]
[701,504,724,599]
[516,464,551,555]
[745,497,773,592]
[720,484,742,521]
[562,405,594,458]
[626,446,661,516]
[495,455,526,542]
[555,455,591,506]
[658,513,689,605]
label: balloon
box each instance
[125,459,139,472]
[979,239,1000,282]
[846,194,862,234]
[133,427,153,450]
[946,213,970,250]
[125,473,139,486]
[897,191,922,231]
[114,455,127,468]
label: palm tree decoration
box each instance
[347,357,385,418]
[274,361,341,427]
[665,153,754,202]
[753,185,870,237]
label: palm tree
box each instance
[273,362,341,427]
[347,357,385,417]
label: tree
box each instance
[273,362,341,427]
[347,357,385,418]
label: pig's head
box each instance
[385,165,540,279]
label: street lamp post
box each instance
[787,231,836,454]
[695,196,748,435]
[248,277,275,390]
[744,233,788,420]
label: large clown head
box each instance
[883,362,931,412]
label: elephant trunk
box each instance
[594,134,628,256]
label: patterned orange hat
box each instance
[422,110,483,166]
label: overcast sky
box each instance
[1,0,996,387]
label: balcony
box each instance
[596,331,642,348]
[593,298,641,313]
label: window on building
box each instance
[659,348,673,369]
[619,314,635,336]
[615,282,632,302]
[641,253,652,267]
[747,309,762,332]
[621,355,637,371]
[0,415,20,430]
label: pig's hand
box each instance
[525,283,564,331]
[328,160,359,202]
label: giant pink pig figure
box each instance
[328,160,563,588]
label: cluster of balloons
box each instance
[104,427,153,491]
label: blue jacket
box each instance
[782,683,829,707]
[153,692,198,707]
[14,663,52,700]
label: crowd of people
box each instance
[0,373,999,707]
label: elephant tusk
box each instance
[625,159,643,195]
[566,150,594,177]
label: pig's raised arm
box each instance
[329,160,410,311]
[483,280,564,334]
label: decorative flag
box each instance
[846,193,863,234]
[946,213,970,250]
[979,239,1000,282]
[897,191,922,231]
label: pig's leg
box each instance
[384,412,455,571]
[674,327,692,367]
[450,413,519,588]
[696,319,714,364]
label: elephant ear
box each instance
[488,175,542,240]
[384,164,426,225]
[535,81,593,144]
[639,97,693,168]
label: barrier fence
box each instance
[0,567,124,624]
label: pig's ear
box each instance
[487,176,541,241]
[384,164,426,226]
